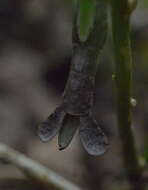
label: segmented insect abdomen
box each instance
[63,47,97,116]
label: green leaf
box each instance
[143,146,148,163]
[58,115,79,150]
[77,0,96,42]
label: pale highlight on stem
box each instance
[0,143,81,190]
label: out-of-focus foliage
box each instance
[0,0,147,190]
[143,0,148,7]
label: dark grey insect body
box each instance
[63,47,96,116]
[38,46,109,155]
[38,0,109,156]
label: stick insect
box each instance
[38,0,109,155]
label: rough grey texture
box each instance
[79,115,109,156]
[63,48,95,116]
[38,106,66,142]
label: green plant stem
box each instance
[111,1,144,189]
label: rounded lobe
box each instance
[38,106,66,142]
[79,116,109,156]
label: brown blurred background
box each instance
[0,0,148,190]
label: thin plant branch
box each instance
[0,143,81,190]
[111,0,144,190]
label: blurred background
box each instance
[0,0,148,189]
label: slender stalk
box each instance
[0,143,81,190]
[111,1,144,189]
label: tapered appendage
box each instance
[79,115,109,156]
[58,115,79,150]
[38,106,66,142]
